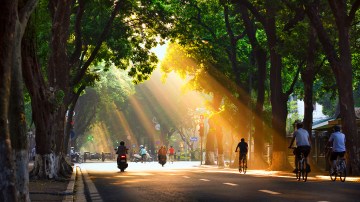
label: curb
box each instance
[62,164,77,202]
[81,167,103,202]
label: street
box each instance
[76,161,360,202]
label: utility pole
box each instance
[199,115,204,165]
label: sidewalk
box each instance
[29,163,76,202]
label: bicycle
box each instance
[327,147,346,182]
[238,152,247,174]
[290,147,308,182]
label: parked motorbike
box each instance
[158,155,166,167]
[71,152,81,163]
[117,154,128,172]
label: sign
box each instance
[70,130,75,139]
[155,124,160,130]
[190,137,198,141]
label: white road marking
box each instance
[223,183,238,186]
[199,179,210,181]
[259,190,281,195]
[183,176,190,178]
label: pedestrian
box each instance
[177,150,180,161]
[169,146,175,163]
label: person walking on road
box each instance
[169,146,175,163]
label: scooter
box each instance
[117,154,128,172]
[158,155,167,167]
[132,154,142,162]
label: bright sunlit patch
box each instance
[152,41,168,61]
[111,178,150,185]
[315,175,360,182]
[114,175,133,178]
[223,183,238,186]
[259,190,281,195]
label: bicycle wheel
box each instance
[243,159,247,174]
[302,160,307,182]
[339,161,346,182]
[329,168,337,181]
[238,158,242,173]
[296,160,301,181]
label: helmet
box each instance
[140,145,144,148]
[120,141,125,145]
[333,125,341,132]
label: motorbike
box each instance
[70,152,82,163]
[117,154,128,172]
[132,153,153,162]
[132,154,142,162]
[158,155,167,167]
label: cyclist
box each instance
[235,138,248,168]
[326,125,346,175]
[288,122,311,173]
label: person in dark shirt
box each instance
[116,141,128,155]
[235,138,248,165]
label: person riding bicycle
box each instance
[288,122,311,173]
[235,138,248,166]
[326,125,346,175]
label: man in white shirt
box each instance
[327,125,346,175]
[288,122,311,173]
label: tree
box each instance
[303,0,360,175]
[1,0,38,200]
[23,0,173,179]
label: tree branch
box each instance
[70,0,85,65]
[236,0,266,25]
[285,60,304,96]
[283,5,305,32]
[19,0,39,31]
[348,0,360,24]
[71,0,121,86]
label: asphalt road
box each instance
[77,161,360,202]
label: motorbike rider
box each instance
[139,145,147,163]
[158,145,167,166]
[116,141,128,161]
[158,145,167,159]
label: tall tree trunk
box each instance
[266,6,291,171]
[205,93,222,165]
[9,15,30,202]
[301,26,318,171]
[237,3,268,169]
[0,0,17,200]
[22,21,59,179]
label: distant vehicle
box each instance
[90,152,101,160]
